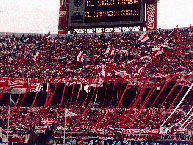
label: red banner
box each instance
[58,5,68,34]
[146,2,157,31]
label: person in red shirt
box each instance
[18,137,24,144]
[78,138,83,145]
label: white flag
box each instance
[65,110,77,117]
[101,65,110,77]
[84,84,89,93]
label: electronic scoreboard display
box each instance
[68,0,145,28]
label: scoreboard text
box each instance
[68,0,145,28]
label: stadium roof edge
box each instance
[0,26,191,37]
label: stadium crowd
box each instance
[0,27,193,143]
[0,27,192,81]
[0,101,193,143]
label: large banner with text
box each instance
[146,2,157,31]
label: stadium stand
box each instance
[0,27,193,144]
[0,28,192,79]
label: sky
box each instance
[0,0,193,34]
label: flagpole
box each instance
[7,94,11,142]
[117,89,119,104]
[63,108,66,144]
[161,83,193,127]
[94,92,97,105]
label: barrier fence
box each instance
[0,139,193,145]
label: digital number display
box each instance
[84,0,141,23]
[68,0,144,28]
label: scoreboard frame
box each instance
[68,0,145,29]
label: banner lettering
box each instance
[146,2,157,31]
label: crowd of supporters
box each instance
[0,27,193,143]
[0,27,192,80]
[0,101,193,143]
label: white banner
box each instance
[11,88,27,94]
[122,129,159,134]
[41,118,55,125]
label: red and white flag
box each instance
[77,51,84,62]
[29,83,42,92]
[101,65,110,77]
[138,66,145,74]
[34,51,41,61]
[0,78,28,94]
[115,70,129,78]
[9,81,28,94]
[138,32,149,42]
[35,126,47,133]
[127,59,138,65]
[152,46,164,56]
[41,118,54,125]
[0,80,11,93]
[119,50,127,55]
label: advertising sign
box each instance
[146,2,157,31]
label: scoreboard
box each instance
[68,0,145,28]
